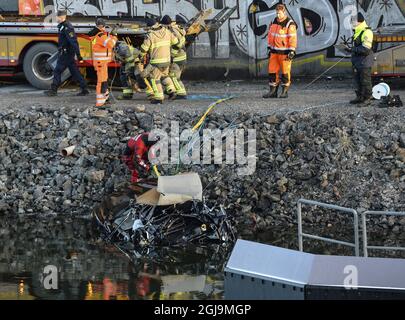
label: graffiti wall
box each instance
[8,0,405,76]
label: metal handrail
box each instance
[297,199,360,256]
[362,211,405,257]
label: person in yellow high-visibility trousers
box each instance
[160,15,188,100]
[140,18,180,104]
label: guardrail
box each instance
[297,199,360,256]
[362,210,405,257]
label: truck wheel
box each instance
[23,43,58,89]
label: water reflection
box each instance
[0,215,227,300]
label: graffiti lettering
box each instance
[48,0,405,69]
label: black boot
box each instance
[168,92,177,101]
[279,86,289,99]
[358,97,372,108]
[77,88,90,96]
[150,99,163,105]
[350,91,364,104]
[263,86,278,99]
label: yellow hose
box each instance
[192,97,233,132]
[153,165,161,177]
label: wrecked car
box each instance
[93,173,236,257]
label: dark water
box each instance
[0,214,349,301]
[1,207,404,300]
[0,214,233,300]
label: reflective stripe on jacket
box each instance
[92,31,118,63]
[127,133,152,170]
[170,23,187,64]
[116,45,142,72]
[268,17,297,54]
[141,24,179,67]
[351,21,374,69]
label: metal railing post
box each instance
[297,201,303,252]
[362,211,369,258]
[353,211,360,257]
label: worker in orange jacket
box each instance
[263,3,297,99]
[89,18,118,108]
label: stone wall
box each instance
[2,106,405,246]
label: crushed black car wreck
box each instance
[93,173,237,257]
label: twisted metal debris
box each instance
[93,174,236,258]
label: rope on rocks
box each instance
[164,96,235,176]
[108,55,119,103]
[303,56,347,90]
[152,97,345,180]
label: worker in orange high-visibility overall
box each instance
[89,18,118,108]
[263,3,297,99]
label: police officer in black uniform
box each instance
[45,10,89,97]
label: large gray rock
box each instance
[87,170,105,183]
[135,113,153,131]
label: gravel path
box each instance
[1,79,403,117]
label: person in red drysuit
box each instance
[122,132,158,184]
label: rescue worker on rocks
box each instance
[44,10,89,97]
[344,13,374,107]
[89,18,118,108]
[161,15,188,100]
[114,41,146,100]
[140,18,180,104]
[122,132,159,184]
[263,3,297,99]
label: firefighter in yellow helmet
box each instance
[161,15,188,100]
[140,17,180,104]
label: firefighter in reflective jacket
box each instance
[344,13,374,107]
[263,4,297,99]
[122,133,158,184]
[161,15,188,99]
[114,41,146,100]
[89,18,118,108]
[140,18,180,104]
